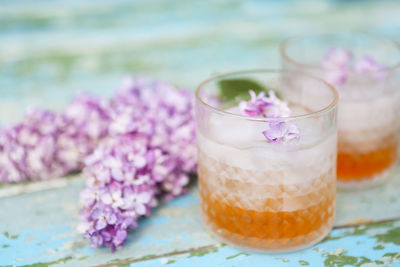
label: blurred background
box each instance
[1,0,400,123]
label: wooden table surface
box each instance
[1,0,400,266]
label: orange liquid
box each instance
[198,154,336,251]
[337,135,397,181]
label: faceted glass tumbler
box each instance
[280,33,400,189]
[195,70,338,252]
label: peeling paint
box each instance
[321,221,395,245]
[226,252,249,260]
[4,256,73,267]
[351,222,394,236]
[373,244,385,250]
[298,260,309,265]
[320,234,341,243]
[383,252,400,260]
[189,248,218,257]
[78,256,89,261]
[108,257,134,263]
[3,231,19,239]
[375,226,400,245]
[323,252,381,267]
[275,257,290,263]
[71,240,87,249]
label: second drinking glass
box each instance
[281,34,400,189]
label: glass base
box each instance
[201,213,334,253]
[337,164,396,191]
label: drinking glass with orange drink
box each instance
[195,70,338,252]
[281,34,400,189]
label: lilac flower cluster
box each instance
[322,48,386,86]
[239,90,300,143]
[0,94,112,182]
[78,77,196,250]
[239,90,291,118]
[0,76,197,251]
[57,94,112,174]
[354,56,387,80]
[0,108,62,182]
[78,135,161,251]
[111,77,196,199]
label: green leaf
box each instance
[218,78,267,102]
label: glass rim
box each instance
[195,69,339,122]
[280,32,400,73]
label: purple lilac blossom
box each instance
[78,134,161,251]
[0,76,197,251]
[322,48,353,86]
[239,90,300,143]
[57,93,112,172]
[322,48,387,86]
[112,77,196,200]
[239,90,272,117]
[239,90,291,118]
[79,77,197,250]
[0,94,112,183]
[322,48,353,70]
[354,55,387,79]
[0,109,63,182]
[0,129,21,182]
[262,121,300,143]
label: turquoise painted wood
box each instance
[1,176,400,266]
[1,0,400,266]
